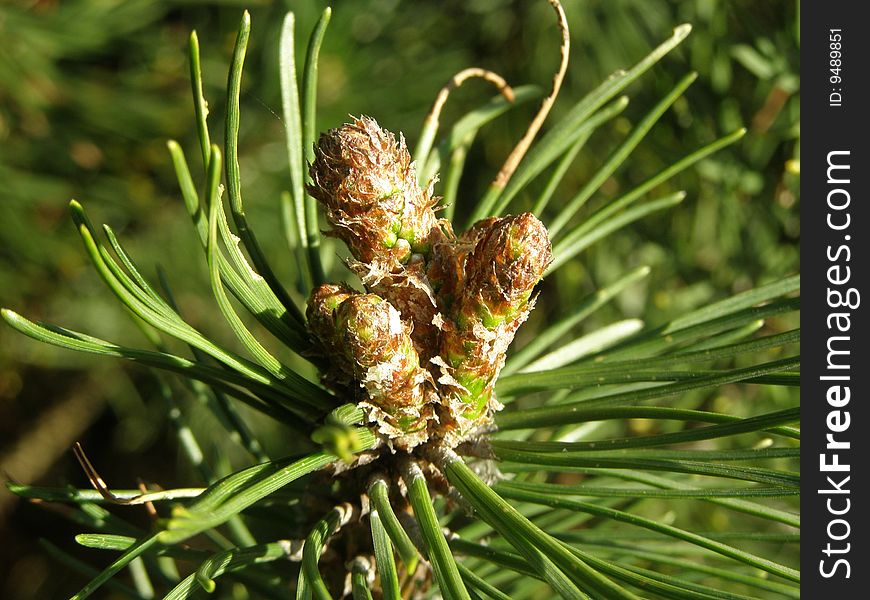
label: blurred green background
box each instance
[0,0,798,597]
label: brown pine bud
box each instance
[437,213,551,424]
[427,217,498,314]
[307,283,356,346]
[306,283,358,388]
[308,116,440,265]
[334,294,436,448]
[336,294,424,407]
[464,212,551,327]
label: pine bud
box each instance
[464,212,551,327]
[438,213,551,423]
[427,217,498,313]
[307,283,356,346]
[306,283,358,388]
[336,294,424,407]
[334,294,436,448]
[308,116,440,265]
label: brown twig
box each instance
[415,68,514,173]
[137,479,158,518]
[425,68,515,128]
[72,442,124,503]
[491,0,570,190]
[73,442,199,506]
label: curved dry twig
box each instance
[426,68,515,128]
[415,67,515,172]
[73,442,201,505]
[492,0,570,190]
